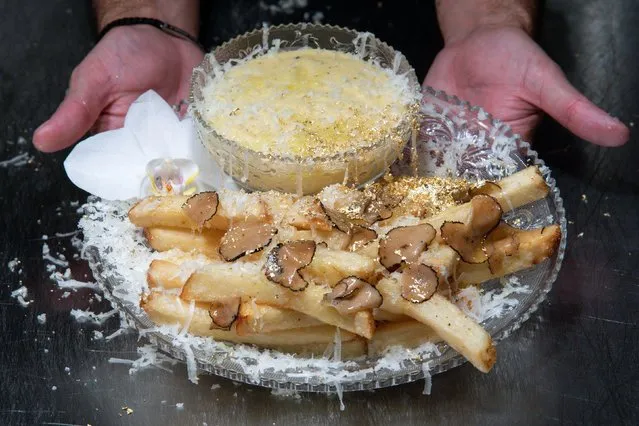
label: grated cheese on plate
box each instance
[77,196,538,389]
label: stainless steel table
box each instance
[1,1,637,424]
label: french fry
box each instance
[145,223,357,265]
[428,167,546,226]
[181,263,375,338]
[377,278,496,373]
[372,309,411,322]
[135,165,557,369]
[129,190,296,231]
[145,226,267,262]
[456,224,561,286]
[278,227,352,251]
[236,301,323,335]
[280,197,332,231]
[148,264,327,335]
[145,227,224,259]
[148,243,377,290]
[147,259,185,290]
[368,320,440,355]
[147,258,213,291]
[481,165,549,211]
[376,166,548,232]
[304,246,378,286]
[142,293,366,358]
[419,243,460,292]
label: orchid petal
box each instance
[179,117,240,191]
[63,127,147,200]
[125,90,182,159]
[64,90,240,199]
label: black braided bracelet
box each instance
[97,17,204,51]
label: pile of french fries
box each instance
[129,166,560,373]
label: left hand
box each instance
[424,26,629,146]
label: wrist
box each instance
[94,0,199,36]
[436,0,537,44]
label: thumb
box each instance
[33,60,112,153]
[531,62,629,147]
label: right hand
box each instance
[33,25,204,152]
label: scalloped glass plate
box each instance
[83,87,567,393]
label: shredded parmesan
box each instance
[421,362,432,395]
[70,308,118,325]
[332,327,342,362]
[0,152,32,168]
[7,258,21,272]
[11,286,32,307]
[108,344,177,375]
[334,382,345,411]
[178,300,196,337]
[260,0,308,15]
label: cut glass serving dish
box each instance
[83,86,567,393]
[189,23,420,195]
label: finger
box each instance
[531,63,629,147]
[90,113,126,135]
[33,61,112,152]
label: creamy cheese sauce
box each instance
[200,49,415,157]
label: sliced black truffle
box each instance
[264,240,316,291]
[323,276,383,314]
[348,227,378,251]
[400,263,438,303]
[440,194,503,263]
[209,297,241,330]
[319,202,354,234]
[219,221,277,261]
[283,198,333,231]
[182,191,219,229]
[378,223,436,272]
[320,202,379,251]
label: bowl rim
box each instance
[188,22,421,164]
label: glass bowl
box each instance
[189,23,420,195]
[82,86,567,393]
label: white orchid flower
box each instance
[64,90,237,200]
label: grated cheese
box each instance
[421,362,432,395]
[105,328,126,341]
[0,152,32,168]
[70,308,118,325]
[11,286,32,307]
[7,258,21,272]
[334,381,345,411]
[51,276,99,291]
[260,0,308,15]
[199,48,418,157]
[78,190,538,391]
[271,388,302,400]
[332,327,342,362]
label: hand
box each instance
[33,25,204,152]
[424,26,629,146]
